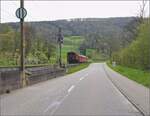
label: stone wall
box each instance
[0,66,66,94]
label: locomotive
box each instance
[67,52,88,64]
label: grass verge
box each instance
[67,63,90,74]
[107,62,150,88]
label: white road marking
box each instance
[44,101,60,113]
[68,85,75,93]
[44,73,88,114]
[44,94,69,114]
[50,94,69,115]
[80,77,85,81]
[106,76,139,112]
[44,85,76,114]
[79,74,88,81]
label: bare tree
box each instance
[139,0,147,22]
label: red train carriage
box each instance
[78,55,88,63]
[67,52,88,64]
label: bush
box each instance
[112,20,150,70]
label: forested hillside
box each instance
[112,19,150,70]
[9,17,133,36]
[0,17,140,66]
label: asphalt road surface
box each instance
[0,63,142,116]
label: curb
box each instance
[103,64,147,116]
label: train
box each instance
[67,52,88,64]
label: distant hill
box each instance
[8,17,137,57]
[0,17,139,65]
[8,17,134,38]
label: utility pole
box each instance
[57,28,63,67]
[16,0,27,87]
[20,0,26,87]
[59,41,62,67]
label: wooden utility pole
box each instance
[20,0,26,87]
[59,41,62,67]
[58,28,63,68]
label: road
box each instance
[0,63,142,116]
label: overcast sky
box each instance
[1,1,149,23]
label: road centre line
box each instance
[80,77,84,80]
[44,94,69,114]
[68,85,75,93]
[45,73,88,114]
[44,101,60,113]
[44,85,76,114]
[79,73,88,81]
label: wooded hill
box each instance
[0,17,139,66]
[112,20,150,70]
[9,17,133,36]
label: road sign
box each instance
[16,7,27,19]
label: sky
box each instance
[1,1,149,23]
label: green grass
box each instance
[67,63,90,74]
[64,36,84,46]
[0,57,18,67]
[107,62,150,88]
[61,45,77,64]
[62,36,108,64]
[0,36,84,67]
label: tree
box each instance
[0,25,15,56]
[139,0,147,22]
[45,42,56,61]
[112,20,150,70]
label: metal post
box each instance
[58,28,63,68]
[59,43,62,67]
[20,0,26,87]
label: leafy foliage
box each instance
[112,20,150,70]
[0,17,147,66]
[0,24,57,66]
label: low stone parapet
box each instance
[0,66,66,94]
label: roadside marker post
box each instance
[15,0,27,87]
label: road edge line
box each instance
[103,64,146,116]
